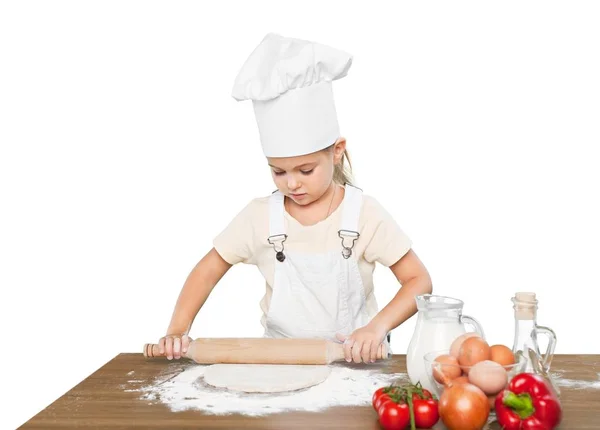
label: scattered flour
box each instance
[132,363,408,416]
[553,372,600,390]
[125,366,600,417]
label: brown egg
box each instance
[433,354,462,383]
[490,344,515,366]
[488,394,496,410]
[452,375,470,385]
[458,337,491,373]
[468,360,508,395]
[450,332,481,357]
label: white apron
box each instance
[264,184,371,341]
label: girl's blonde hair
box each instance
[331,146,354,186]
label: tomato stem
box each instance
[407,385,416,430]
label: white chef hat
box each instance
[231,33,353,158]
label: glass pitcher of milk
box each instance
[406,294,485,392]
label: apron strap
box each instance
[269,190,286,237]
[268,191,287,262]
[340,184,363,233]
[338,184,363,259]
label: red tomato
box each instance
[378,401,410,430]
[374,394,392,411]
[373,387,389,410]
[373,387,400,411]
[421,389,434,399]
[413,398,439,428]
[412,388,434,401]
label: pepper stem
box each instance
[503,392,535,419]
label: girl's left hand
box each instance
[336,324,388,364]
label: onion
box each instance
[439,381,490,430]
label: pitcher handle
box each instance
[535,325,557,372]
[460,315,486,339]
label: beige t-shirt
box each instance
[213,191,412,330]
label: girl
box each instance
[158,33,432,364]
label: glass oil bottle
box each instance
[511,292,560,396]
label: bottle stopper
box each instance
[515,292,537,304]
[513,291,538,319]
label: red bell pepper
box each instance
[495,373,562,430]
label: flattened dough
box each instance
[203,364,332,393]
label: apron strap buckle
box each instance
[268,234,288,262]
[338,230,359,259]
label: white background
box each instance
[2,1,599,428]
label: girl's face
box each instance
[267,138,346,206]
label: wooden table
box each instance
[20,354,600,429]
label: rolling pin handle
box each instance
[326,340,390,363]
[143,343,161,358]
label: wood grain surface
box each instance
[19,354,600,429]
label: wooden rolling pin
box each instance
[143,338,389,365]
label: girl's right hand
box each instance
[158,334,191,360]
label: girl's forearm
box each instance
[166,273,213,335]
[167,248,231,335]
[369,274,432,334]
